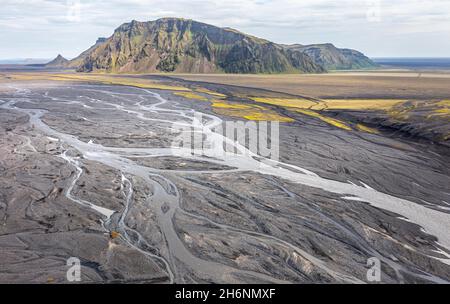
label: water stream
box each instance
[2,84,449,283]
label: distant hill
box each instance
[284,43,377,70]
[73,18,325,74]
[45,54,69,68]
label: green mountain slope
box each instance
[75,18,325,74]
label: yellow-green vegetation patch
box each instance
[250,97,406,112]
[242,112,294,122]
[211,100,265,110]
[8,73,48,81]
[6,73,191,91]
[251,97,390,131]
[295,109,352,131]
[211,100,294,122]
[195,88,227,98]
[52,74,191,91]
[356,123,380,134]
[427,107,450,119]
[173,92,209,101]
[434,108,450,114]
[211,102,255,110]
[320,99,406,110]
[437,100,450,108]
[250,97,317,109]
[102,79,190,91]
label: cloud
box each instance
[0,0,449,58]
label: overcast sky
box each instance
[1,0,449,59]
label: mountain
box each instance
[284,43,377,70]
[45,54,69,68]
[74,18,325,74]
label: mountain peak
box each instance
[45,54,69,67]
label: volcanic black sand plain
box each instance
[0,71,449,283]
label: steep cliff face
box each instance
[285,43,377,70]
[75,18,325,74]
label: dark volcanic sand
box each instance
[0,81,449,283]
